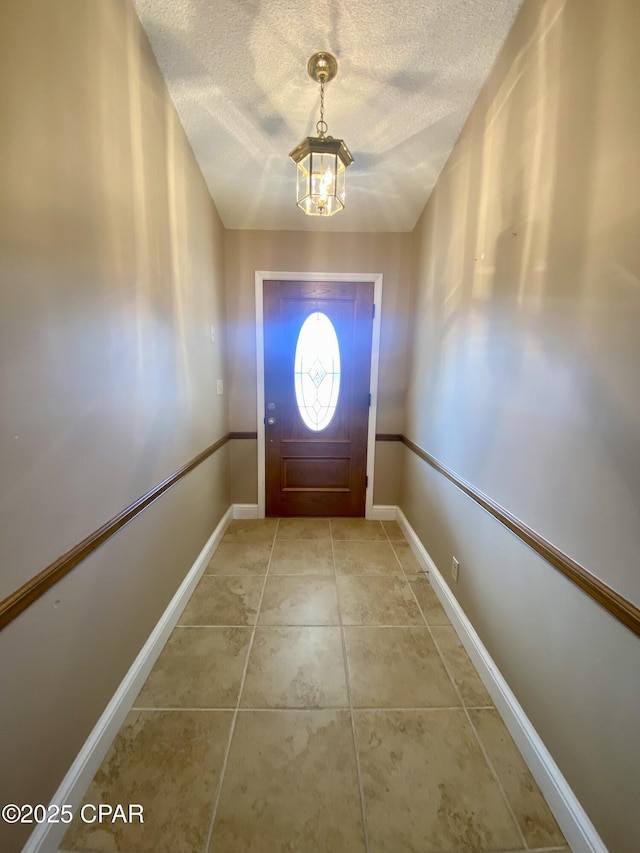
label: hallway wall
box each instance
[0,2,229,849]
[224,229,413,507]
[402,0,640,849]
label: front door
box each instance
[263,279,374,517]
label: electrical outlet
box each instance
[451,557,460,583]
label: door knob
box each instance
[266,416,276,426]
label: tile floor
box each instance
[61,518,570,853]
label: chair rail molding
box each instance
[401,434,640,638]
[0,433,233,631]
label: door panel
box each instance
[264,280,374,517]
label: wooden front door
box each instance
[263,279,374,517]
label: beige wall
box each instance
[224,229,413,506]
[3,0,638,849]
[402,0,640,849]
[0,2,229,848]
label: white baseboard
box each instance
[24,507,233,853]
[368,504,397,521]
[232,503,259,519]
[395,507,607,853]
[233,504,394,521]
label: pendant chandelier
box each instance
[289,52,353,216]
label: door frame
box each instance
[255,271,383,519]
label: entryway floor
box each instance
[60,518,569,853]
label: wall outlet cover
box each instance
[451,557,460,582]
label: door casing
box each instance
[255,271,383,519]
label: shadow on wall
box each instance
[540,0,640,513]
[408,0,640,596]
[457,0,570,480]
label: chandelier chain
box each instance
[290,52,352,216]
[316,79,328,137]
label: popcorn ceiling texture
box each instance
[133,0,523,232]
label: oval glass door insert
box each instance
[294,312,341,431]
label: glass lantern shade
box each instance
[289,136,353,216]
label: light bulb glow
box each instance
[290,141,352,216]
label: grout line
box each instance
[420,848,568,853]
[384,530,459,667]
[216,705,350,712]
[350,705,463,713]
[179,621,455,630]
[201,572,269,577]
[273,536,333,542]
[410,570,532,849]
[519,848,568,852]
[402,561,529,850]
[180,622,340,628]
[464,706,529,850]
[397,544,527,847]
[166,521,557,852]
[177,623,260,629]
[332,538,390,543]
[130,704,502,713]
[341,621,429,627]
[336,622,442,629]
[331,525,371,853]
[130,706,237,713]
[259,572,339,580]
[334,571,405,578]
[172,624,254,629]
[255,622,342,628]
[201,520,280,853]
[134,520,549,852]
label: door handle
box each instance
[266,416,276,426]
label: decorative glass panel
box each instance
[295,152,346,216]
[294,312,341,431]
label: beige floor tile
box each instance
[354,709,522,852]
[334,540,402,576]
[330,518,386,540]
[276,517,332,539]
[241,627,349,708]
[222,518,279,543]
[345,627,461,708]
[259,576,339,625]
[206,541,272,575]
[179,575,263,626]
[269,539,335,575]
[135,627,251,709]
[408,574,451,625]
[209,710,366,853]
[469,708,566,848]
[382,520,406,540]
[62,710,232,853]
[431,626,493,707]
[392,540,424,575]
[338,576,424,625]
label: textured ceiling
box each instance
[133,0,522,232]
